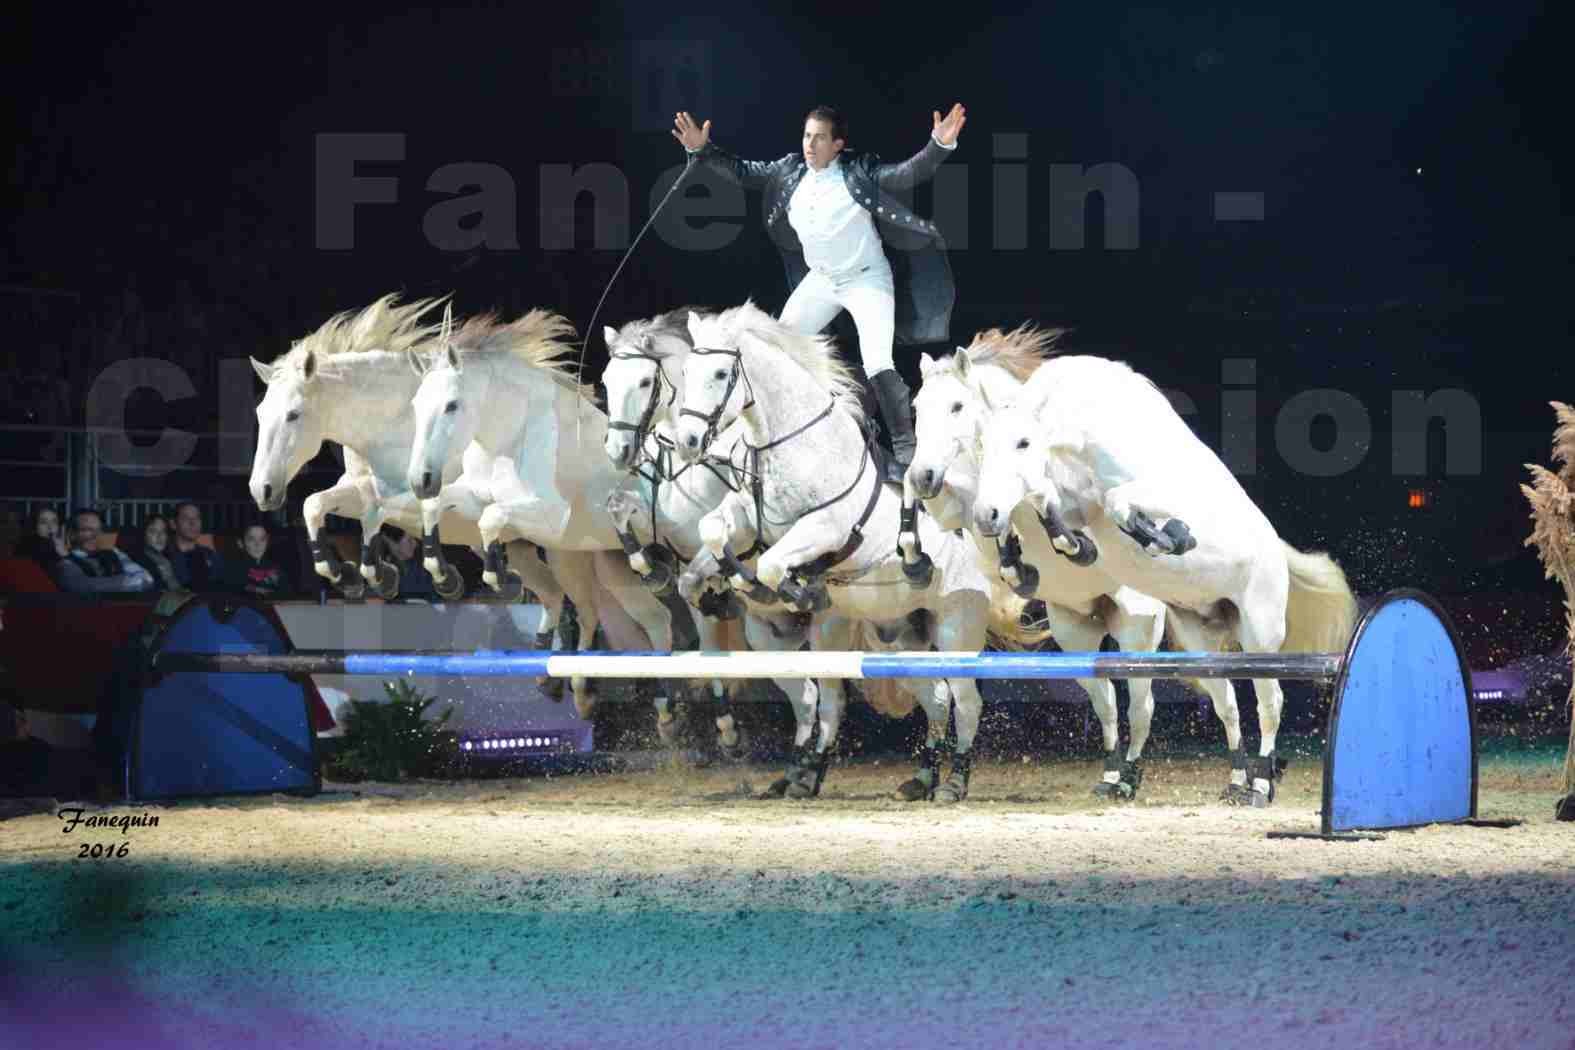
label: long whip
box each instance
[576,152,701,447]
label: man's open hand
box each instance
[932,103,967,146]
[673,111,711,151]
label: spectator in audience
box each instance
[380,525,436,601]
[50,509,154,594]
[128,514,183,592]
[167,501,230,592]
[236,521,292,598]
[16,507,68,571]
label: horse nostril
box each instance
[685,433,698,448]
[921,468,935,489]
[422,471,432,490]
[988,507,999,523]
[263,484,273,502]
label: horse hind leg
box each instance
[1234,587,1291,807]
[1164,606,1251,803]
[1102,593,1167,800]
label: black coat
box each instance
[688,136,958,346]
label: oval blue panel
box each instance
[1325,591,1475,833]
[134,599,319,801]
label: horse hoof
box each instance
[433,569,465,600]
[894,777,933,802]
[1249,787,1275,808]
[492,570,524,602]
[537,676,565,701]
[1010,561,1041,598]
[1218,782,1255,806]
[373,560,400,600]
[757,777,791,800]
[933,778,969,804]
[785,779,819,800]
[901,552,934,588]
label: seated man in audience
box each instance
[167,501,230,592]
[50,509,155,594]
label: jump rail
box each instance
[153,649,1344,682]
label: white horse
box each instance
[904,324,1177,800]
[403,308,689,740]
[668,300,1023,802]
[971,351,1359,805]
[599,307,977,789]
[246,294,641,707]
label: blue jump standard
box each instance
[153,649,1344,681]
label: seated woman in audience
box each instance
[128,514,183,593]
[16,507,68,571]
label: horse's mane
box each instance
[717,299,866,420]
[447,308,594,400]
[611,305,713,356]
[277,293,450,367]
[959,322,1068,380]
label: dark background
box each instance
[4,3,1570,652]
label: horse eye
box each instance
[713,369,727,381]
[950,402,963,414]
[639,377,652,388]
[1016,438,1030,450]
[285,410,300,423]
[444,401,458,414]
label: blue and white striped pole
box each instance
[155,649,1343,681]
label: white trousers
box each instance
[778,265,897,377]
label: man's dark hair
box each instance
[805,105,847,143]
[174,501,201,520]
[70,508,102,530]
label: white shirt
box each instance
[788,156,890,278]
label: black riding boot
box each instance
[869,369,917,485]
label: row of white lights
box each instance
[1473,689,1507,700]
[461,736,561,752]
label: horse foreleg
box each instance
[477,497,573,591]
[1100,480,1199,557]
[784,614,856,799]
[303,481,370,594]
[590,550,681,747]
[931,593,990,803]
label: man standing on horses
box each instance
[672,102,966,483]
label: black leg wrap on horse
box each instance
[308,538,340,580]
[777,574,831,613]
[1246,751,1287,807]
[935,751,972,803]
[898,503,934,588]
[997,532,1041,598]
[1019,599,1048,629]
[484,540,507,576]
[719,543,777,605]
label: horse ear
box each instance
[445,341,461,371]
[687,311,703,340]
[407,350,427,378]
[602,325,619,348]
[918,352,937,376]
[250,356,275,384]
[300,349,317,382]
[953,349,973,381]
[977,377,995,413]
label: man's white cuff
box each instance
[931,134,957,150]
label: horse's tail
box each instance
[986,588,1056,651]
[862,676,919,719]
[1280,542,1359,654]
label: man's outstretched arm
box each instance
[876,103,966,192]
[673,111,782,191]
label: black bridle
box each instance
[678,344,755,453]
[604,347,674,458]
